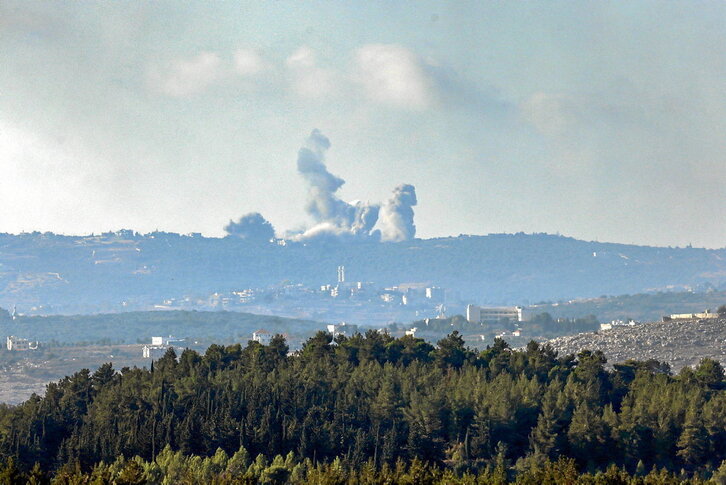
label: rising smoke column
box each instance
[224,212,275,243]
[377,184,417,242]
[296,129,380,240]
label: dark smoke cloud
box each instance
[377,184,417,242]
[224,212,275,243]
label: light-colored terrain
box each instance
[547,317,726,371]
[0,344,151,405]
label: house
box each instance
[143,345,177,359]
[663,309,720,321]
[466,304,528,323]
[252,329,272,345]
[6,336,39,351]
[326,322,359,337]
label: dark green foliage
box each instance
[1,310,321,346]
[0,334,723,482]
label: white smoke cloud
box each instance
[291,129,416,243]
[293,129,378,241]
[376,184,417,242]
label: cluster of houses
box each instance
[662,309,721,322]
[141,336,186,359]
[6,336,39,351]
[599,319,639,331]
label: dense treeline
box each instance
[0,331,724,482]
[407,313,600,339]
[3,452,726,484]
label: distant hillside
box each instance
[0,310,322,345]
[1,231,725,313]
[546,317,726,371]
[530,290,726,323]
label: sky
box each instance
[1,1,725,248]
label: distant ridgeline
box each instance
[0,333,724,482]
[0,310,321,346]
[0,231,725,313]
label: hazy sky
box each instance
[1,2,725,247]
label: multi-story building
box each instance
[466,304,527,323]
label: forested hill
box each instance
[0,333,724,483]
[1,231,725,312]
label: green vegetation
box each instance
[404,313,599,344]
[0,332,724,483]
[534,291,726,323]
[2,231,726,314]
[1,311,320,346]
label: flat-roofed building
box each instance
[327,322,359,337]
[664,309,720,321]
[466,304,527,323]
[6,336,39,351]
[252,329,272,345]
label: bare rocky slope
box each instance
[546,317,726,371]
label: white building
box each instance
[143,345,177,359]
[327,322,359,337]
[143,335,185,358]
[665,309,719,321]
[252,329,272,345]
[6,336,38,351]
[466,304,528,323]
[425,287,445,300]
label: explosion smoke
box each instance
[295,129,381,241]
[224,212,275,243]
[377,184,417,242]
[226,130,417,243]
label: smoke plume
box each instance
[295,129,381,241]
[224,212,275,243]
[226,130,418,243]
[377,184,417,242]
[293,129,417,243]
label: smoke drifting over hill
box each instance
[292,129,417,242]
[226,130,416,243]
[224,213,275,243]
[377,183,417,242]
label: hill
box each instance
[0,332,724,482]
[530,290,726,322]
[547,317,726,371]
[0,310,324,404]
[0,310,321,346]
[1,231,726,314]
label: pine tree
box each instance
[676,405,708,468]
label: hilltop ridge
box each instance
[547,317,726,371]
[1,231,725,314]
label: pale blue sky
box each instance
[1,2,725,247]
